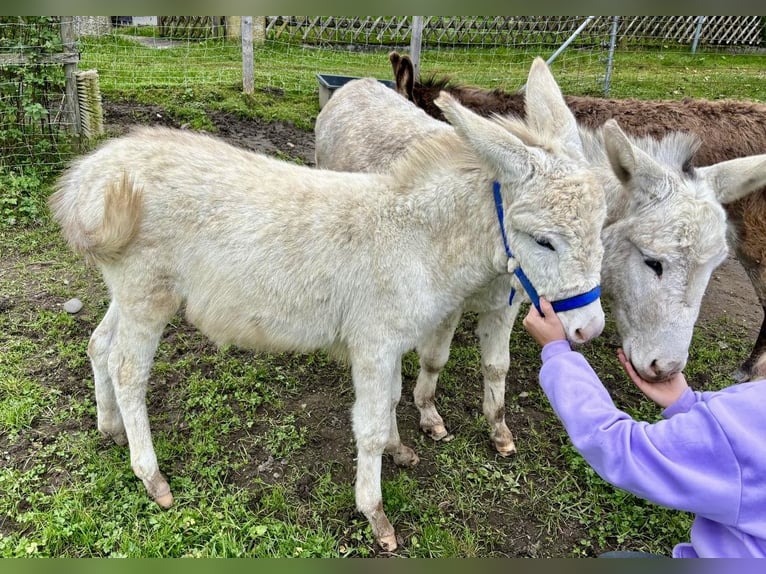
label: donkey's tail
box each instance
[48,173,143,266]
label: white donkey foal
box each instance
[50,90,606,552]
[315,57,766,456]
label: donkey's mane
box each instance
[631,130,702,173]
[579,125,702,174]
[388,111,549,186]
[420,74,459,92]
[388,129,478,186]
[421,74,516,100]
[492,114,565,155]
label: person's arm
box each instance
[539,341,740,523]
[524,299,740,523]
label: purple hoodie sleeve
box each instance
[538,340,740,523]
[661,387,699,418]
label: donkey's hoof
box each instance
[493,431,517,456]
[496,446,517,457]
[154,491,174,509]
[111,432,129,446]
[391,444,420,468]
[367,506,396,552]
[494,440,517,457]
[146,472,173,508]
[98,427,128,446]
[422,423,453,442]
[377,532,398,552]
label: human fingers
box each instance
[617,349,652,388]
[537,297,556,318]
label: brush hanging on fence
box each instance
[76,69,104,140]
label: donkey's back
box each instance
[315,77,451,172]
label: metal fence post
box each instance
[691,16,706,53]
[603,16,619,95]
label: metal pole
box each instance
[242,16,254,94]
[603,16,619,95]
[409,16,423,78]
[545,15,595,66]
[518,16,595,92]
[691,16,706,53]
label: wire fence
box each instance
[2,16,766,181]
[264,16,764,47]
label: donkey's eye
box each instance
[535,237,555,251]
[645,258,663,277]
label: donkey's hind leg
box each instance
[384,358,419,468]
[88,301,127,445]
[413,308,462,442]
[107,293,180,509]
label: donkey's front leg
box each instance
[413,308,463,441]
[476,300,522,456]
[350,347,399,551]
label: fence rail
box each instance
[263,16,764,47]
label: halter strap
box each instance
[492,181,601,316]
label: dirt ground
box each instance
[102,98,763,340]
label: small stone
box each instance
[63,298,83,314]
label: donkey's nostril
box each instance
[648,359,684,382]
[571,315,605,344]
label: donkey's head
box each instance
[599,119,766,381]
[434,58,606,344]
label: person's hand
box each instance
[523,298,566,346]
[617,348,689,408]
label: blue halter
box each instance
[492,181,601,316]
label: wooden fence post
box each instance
[242,16,254,94]
[253,16,265,44]
[60,17,81,139]
[409,16,423,77]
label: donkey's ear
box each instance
[602,120,637,184]
[435,91,534,179]
[388,50,401,73]
[390,51,415,101]
[524,57,581,154]
[696,155,766,204]
[603,120,670,202]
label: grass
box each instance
[1,34,765,558]
[73,35,766,134]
